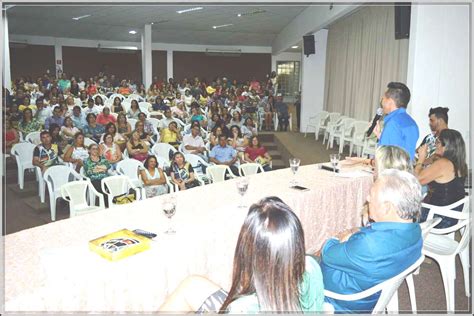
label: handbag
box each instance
[112,190,137,205]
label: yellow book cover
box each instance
[89,229,151,261]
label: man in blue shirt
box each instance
[44,106,64,130]
[320,169,423,313]
[209,135,238,177]
[374,82,419,160]
[71,105,87,130]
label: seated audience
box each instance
[127,99,141,119]
[319,169,422,313]
[209,126,223,150]
[209,134,238,176]
[190,105,207,128]
[134,120,154,145]
[18,96,37,114]
[227,111,244,129]
[83,113,105,143]
[138,112,155,137]
[83,98,101,116]
[170,152,200,190]
[44,106,65,130]
[416,129,467,228]
[70,105,87,130]
[159,108,177,130]
[244,136,272,172]
[126,130,149,162]
[34,98,51,127]
[83,143,111,205]
[96,107,116,125]
[3,119,20,154]
[182,124,207,161]
[103,122,126,146]
[241,117,258,138]
[139,155,168,198]
[115,113,132,139]
[228,125,249,163]
[111,96,124,113]
[49,123,68,152]
[159,196,324,313]
[63,132,89,172]
[159,121,182,149]
[94,95,104,107]
[17,108,41,135]
[60,116,80,144]
[32,130,63,173]
[99,132,123,170]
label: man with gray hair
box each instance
[319,169,423,313]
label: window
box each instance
[276,61,300,97]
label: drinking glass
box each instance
[236,177,249,208]
[329,153,340,176]
[162,195,177,234]
[289,158,301,186]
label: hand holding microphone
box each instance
[367,107,384,137]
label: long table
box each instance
[4,164,373,312]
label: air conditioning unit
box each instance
[97,45,138,54]
[205,49,242,57]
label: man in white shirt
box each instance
[83,98,101,116]
[34,98,52,127]
[182,124,208,162]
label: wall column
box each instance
[3,10,11,90]
[54,42,63,77]
[300,29,328,133]
[166,50,173,80]
[141,24,152,88]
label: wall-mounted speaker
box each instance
[394,3,411,40]
[303,35,315,57]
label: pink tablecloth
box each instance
[4,164,373,312]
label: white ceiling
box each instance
[7,4,309,47]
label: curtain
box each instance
[323,5,409,121]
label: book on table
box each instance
[89,228,151,261]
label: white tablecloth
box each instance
[4,164,373,312]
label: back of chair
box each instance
[206,165,229,183]
[152,143,177,160]
[11,142,36,166]
[419,217,443,240]
[423,196,470,235]
[156,156,170,169]
[61,181,90,214]
[44,165,78,194]
[239,163,263,176]
[352,121,369,140]
[117,159,143,182]
[324,255,425,314]
[184,153,207,174]
[128,118,138,129]
[25,131,41,145]
[83,137,97,148]
[101,175,130,197]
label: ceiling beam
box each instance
[271,3,360,54]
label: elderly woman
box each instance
[160,121,182,149]
[416,129,467,228]
[83,143,111,206]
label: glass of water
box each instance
[289,158,301,186]
[162,195,177,234]
[329,154,340,176]
[236,177,249,208]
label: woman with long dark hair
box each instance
[416,129,467,228]
[159,197,324,313]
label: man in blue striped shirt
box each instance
[374,82,419,160]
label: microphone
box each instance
[366,108,384,137]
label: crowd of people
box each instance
[3,71,294,197]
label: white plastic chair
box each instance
[325,116,348,149]
[128,94,144,103]
[147,117,160,135]
[43,165,84,221]
[83,137,97,148]
[238,163,264,176]
[116,159,144,188]
[109,93,125,102]
[338,119,356,154]
[184,153,210,184]
[206,165,237,183]
[304,111,329,140]
[362,137,378,157]
[152,143,177,161]
[128,118,138,129]
[60,180,106,217]
[324,255,425,314]
[322,112,341,144]
[25,131,41,145]
[349,121,369,157]
[139,101,152,113]
[11,142,37,189]
[101,175,145,206]
[273,112,293,132]
[421,197,471,312]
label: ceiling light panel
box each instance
[176,7,203,14]
[237,9,266,17]
[212,24,233,29]
[72,14,91,21]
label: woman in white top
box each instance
[60,116,80,144]
[183,89,194,111]
[99,132,123,171]
[140,155,168,198]
[63,132,89,172]
[127,99,141,119]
